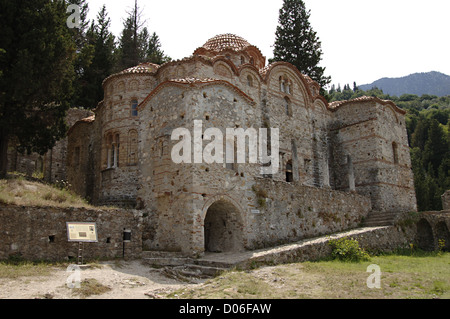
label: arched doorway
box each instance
[416,219,434,251]
[204,200,243,253]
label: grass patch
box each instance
[0,177,95,208]
[165,252,450,299]
[0,256,64,279]
[71,278,112,298]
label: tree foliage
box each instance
[74,4,116,109]
[116,0,171,71]
[272,0,331,89]
[0,0,76,177]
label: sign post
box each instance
[66,222,98,265]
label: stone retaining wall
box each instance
[0,205,143,261]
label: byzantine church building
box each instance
[67,34,417,255]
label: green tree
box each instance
[0,0,76,178]
[146,32,171,65]
[76,5,116,108]
[272,0,331,89]
[423,119,448,176]
[116,0,148,70]
[70,0,95,108]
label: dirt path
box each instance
[0,260,204,299]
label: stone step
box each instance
[141,251,191,267]
[363,220,394,227]
[363,212,397,227]
[191,258,236,269]
[173,264,228,278]
[142,257,191,267]
[141,251,186,258]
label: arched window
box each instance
[279,75,293,95]
[392,142,399,164]
[106,133,120,169]
[285,97,292,117]
[108,103,113,121]
[114,134,120,167]
[127,130,138,166]
[286,160,293,183]
[131,99,138,117]
[247,75,253,87]
[279,76,285,93]
[249,57,255,65]
[241,56,245,65]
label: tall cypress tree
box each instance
[272,0,331,89]
[116,0,171,70]
[70,0,94,108]
[0,0,76,178]
[76,5,116,108]
[117,0,147,70]
[146,32,171,65]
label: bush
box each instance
[328,237,370,262]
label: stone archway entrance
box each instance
[204,200,244,253]
[416,219,434,251]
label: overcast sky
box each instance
[86,0,450,88]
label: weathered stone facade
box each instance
[67,34,417,257]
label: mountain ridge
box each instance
[359,71,450,97]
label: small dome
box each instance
[201,34,251,52]
[119,62,159,75]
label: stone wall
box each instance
[236,225,417,268]
[0,205,143,261]
[247,177,372,249]
[330,99,417,213]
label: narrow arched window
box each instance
[279,76,285,93]
[285,97,292,117]
[392,142,399,164]
[247,75,253,87]
[286,160,293,183]
[127,130,138,166]
[113,134,120,167]
[131,99,138,117]
[106,134,113,168]
[241,56,245,65]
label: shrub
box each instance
[328,237,370,262]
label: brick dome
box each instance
[201,34,251,52]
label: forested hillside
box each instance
[358,71,450,97]
[328,86,450,211]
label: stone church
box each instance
[67,34,417,256]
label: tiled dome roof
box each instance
[118,62,159,75]
[201,34,251,52]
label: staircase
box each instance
[363,211,397,227]
[142,225,398,279]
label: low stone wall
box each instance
[248,178,372,249]
[0,205,143,261]
[237,225,416,268]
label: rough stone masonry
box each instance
[65,34,417,257]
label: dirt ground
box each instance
[0,260,204,299]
